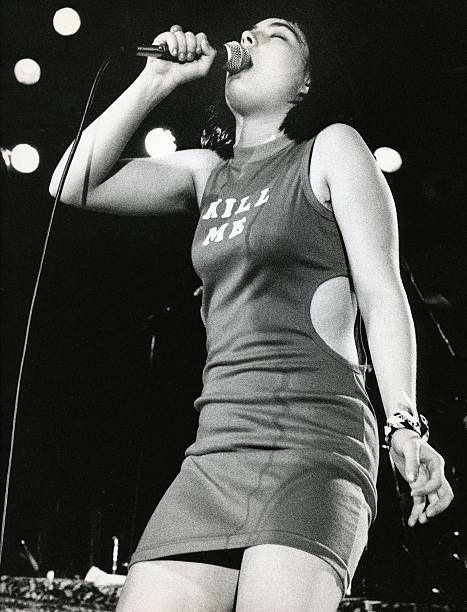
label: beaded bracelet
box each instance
[383,410,430,450]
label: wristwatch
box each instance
[384,410,430,450]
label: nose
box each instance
[241,29,256,47]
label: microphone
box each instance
[128,41,252,74]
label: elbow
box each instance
[48,180,58,199]
[48,176,79,206]
[48,174,65,201]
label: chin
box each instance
[225,77,266,113]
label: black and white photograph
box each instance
[1,1,466,610]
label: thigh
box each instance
[236,544,343,612]
[116,559,239,612]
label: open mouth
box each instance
[227,60,253,79]
[225,42,253,75]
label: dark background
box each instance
[1,0,466,601]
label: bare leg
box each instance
[116,560,239,612]
[235,544,343,612]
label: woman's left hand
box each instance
[388,428,454,526]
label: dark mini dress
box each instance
[130,134,380,594]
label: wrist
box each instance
[383,410,430,450]
[133,70,177,110]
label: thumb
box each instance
[403,437,421,483]
[199,34,216,57]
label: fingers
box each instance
[153,31,178,57]
[409,479,454,526]
[407,464,429,526]
[419,490,439,524]
[172,30,187,60]
[154,25,207,62]
[195,32,205,56]
[407,445,455,525]
[425,480,454,518]
[196,32,212,56]
[393,438,454,526]
[184,31,197,60]
[408,492,427,527]
[410,448,445,496]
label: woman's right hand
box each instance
[141,24,217,89]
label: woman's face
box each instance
[225,17,310,116]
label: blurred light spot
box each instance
[145,128,177,158]
[374,147,403,173]
[454,531,459,536]
[1,147,12,168]
[423,293,452,308]
[14,58,41,85]
[53,7,81,36]
[431,587,441,594]
[11,144,40,173]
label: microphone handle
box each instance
[135,43,173,59]
[135,43,228,65]
[129,42,251,73]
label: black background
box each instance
[1,0,466,601]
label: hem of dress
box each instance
[129,529,348,595]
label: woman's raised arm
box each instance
[49,27,220,215]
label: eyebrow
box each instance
[251,21,302,43]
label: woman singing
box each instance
[49,10,454,611]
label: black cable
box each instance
[0,50,123,568]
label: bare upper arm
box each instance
[313,123,403,307]
[68,148,221,216]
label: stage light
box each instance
[145,128,177,158]
[14,59,41,85]
[53,7,81,36]
[374,147,403,173]
[11,144,40,174]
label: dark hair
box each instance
[201,5,359,159]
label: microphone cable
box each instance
[0,50,123,567]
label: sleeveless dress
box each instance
[129,134,380,594]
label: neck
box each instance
[233,111,291,148]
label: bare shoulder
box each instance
[315,123,373,163]
[309,124,369,207]
[310,123,384,206]
[171,147,221,170]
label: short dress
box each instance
[129,134,380,595]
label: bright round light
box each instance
[53,7,81,36]
[14,58,41,85]
[374,147,403,173]
[11,144,40,173]
[145,128,177,158]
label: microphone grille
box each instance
[224,41,252,74]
